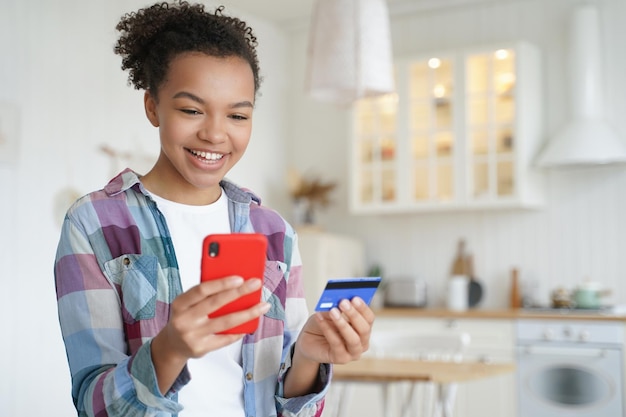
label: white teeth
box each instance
[190,150,224,161]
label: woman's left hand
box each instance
[283,297,375,398]
[296,297,375,365]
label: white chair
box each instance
[328,330,471,417]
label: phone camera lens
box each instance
[209,242,220,257]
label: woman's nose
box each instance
[198,117,226,143]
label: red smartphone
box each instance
[200,233,268,334]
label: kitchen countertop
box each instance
[375,307,626,321]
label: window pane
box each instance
[467,54,489,94]
[360,169,373,203]
[495,94,515,123]
[355,99,376,135]
[378,93,398,133]
[434,59,453,87]
[471,130,489,155]
[382,169,396,202]
[468,96,488,126]
[433,58,453,129]
[411,102,430,130]
[380,111,397,133]
[380,136,396,161]
[410,62,430,99]
[474,162,489,198]
[436,131,454,157]
[497,160,514,196]
[493,49,515,96]
[496,128,514,154]
[413,165,429,201]
[437,163,453,201]
[412,135,429,159]
[528,367,609,407]
[435,100,453,129]
[360,140,374,163]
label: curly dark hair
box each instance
[114,1,261,97]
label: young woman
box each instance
[54,2,375,417]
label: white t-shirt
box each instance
[150,189,245,417]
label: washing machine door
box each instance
[517,345,623,417]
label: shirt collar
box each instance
[102,168,261,206]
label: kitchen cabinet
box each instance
[350,42,544,213]
[453,319,517,417]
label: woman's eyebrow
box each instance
[231,100,254,109]
[172,91,253,109]
[173,91,204,104]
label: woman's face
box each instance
[143,52,255,205]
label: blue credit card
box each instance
[314,277,382,312]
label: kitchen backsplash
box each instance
[318,165,626,310]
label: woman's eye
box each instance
[180,108,200,115]
[230,114,249,121]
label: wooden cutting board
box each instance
[450,239,484,307]
[451,239,471,276]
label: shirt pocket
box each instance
[104,254,158,324]
[263,260,287,319]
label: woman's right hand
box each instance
[150,275,270,394]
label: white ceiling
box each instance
[222,0,316,24]
[225,0,513,26]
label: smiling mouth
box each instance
[188,149,225,162]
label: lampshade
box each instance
[305,0,395,104]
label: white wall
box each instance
[0,1,289,415]
[3,0,626,415]
[285,0,626,309]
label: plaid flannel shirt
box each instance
[54,169,330,417]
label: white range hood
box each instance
[536,4,626,167]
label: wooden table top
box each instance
[332,357,515,384]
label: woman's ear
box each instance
[144,90,160,127]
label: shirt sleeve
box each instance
[273,231,333,417]
[54,209,189,417]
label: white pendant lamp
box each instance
[305,0,395,105]
[536,4,626,167]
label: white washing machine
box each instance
[516,319,624,417]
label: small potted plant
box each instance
[287,168,337,226]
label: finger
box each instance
[321,308,365,361]
[169,299,270,359]
[338,298,374,342]
[204,301,272,335]
[313,311,345,349]
[332,306,366,354]
[170,277,262,333]
[350,297,376,325]
[193,278,264,318]
[173,275,245,313]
